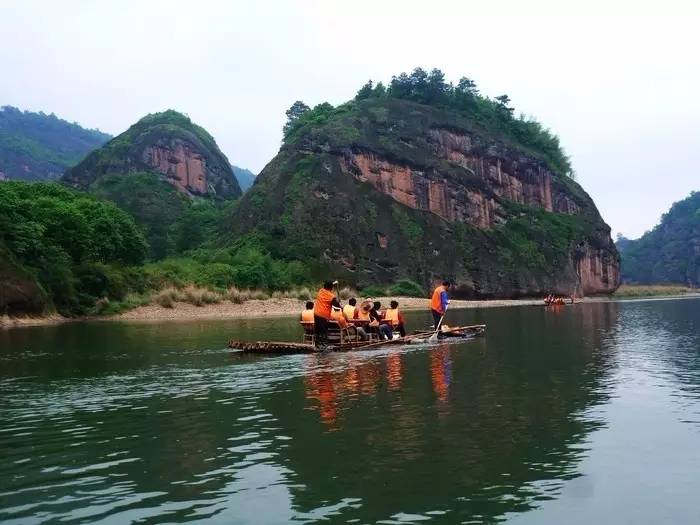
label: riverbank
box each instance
[0,296,572,328]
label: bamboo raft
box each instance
[229,324,486,355]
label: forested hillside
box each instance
[0,182,146,314]
[619,192,700,286]
[0,106,110,181]
[227,68,619,297]
[62,110,241,259]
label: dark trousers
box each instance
[379,324,393,340]
[314,315,328,346]
[379,323,406,340]
[396,323,406,338]
[431,309,445,339]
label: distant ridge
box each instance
[618,191,700,286]
[232,165,256,192]
[0,105,111,181]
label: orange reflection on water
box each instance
[304,369,338,429]
[387,352,403,391]
[430,344,452,404]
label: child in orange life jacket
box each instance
[343,298,357,321]
[301,301,315,323]
[381,300,406,339]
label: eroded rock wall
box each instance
[143,141,208,196]
[336,127,618,295]
[340,128,584,230]
[576,243,622,295]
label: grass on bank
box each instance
[91,279,426,317]
[613,284,697,298]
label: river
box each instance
[1,298,699,524]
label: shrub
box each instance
[388,279,425,297]
[338,286,356,300]
[294,286,313,301]
[361,285,387,297]
[154,287,178,308]
[182,286,205,306]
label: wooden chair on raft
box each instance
[301,322,315,344]
[300,320,355,346]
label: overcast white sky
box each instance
[1,0,698,238]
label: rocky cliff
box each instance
[229,95,619,297]
[63,110,241,199]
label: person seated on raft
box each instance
[354,300,373,321]
[331,305,368,341]
[343,298,357,321]
[301,301,315,323]
[380,300,406,339]
[369,301,385,339]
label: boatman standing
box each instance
[430,280,451,336]
[314,280,341,348]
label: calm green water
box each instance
[2,298,700,524]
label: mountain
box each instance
[0,105,111,181]
[63,110,241,198]
[62,110,241,259]
[618,192,700,286]
[232,165,256,192]
[227,70,620,297]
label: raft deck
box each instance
[229,324,486,355]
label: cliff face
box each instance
[229,97,619,297]
[62,110,240,199]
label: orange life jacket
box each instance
[356,307,370,321]
[331,307,348,328]
[301,309,314,323]
[314,288,335,320]
[384,308,400,326]
[342,304,355,320]
[430,285,447,313]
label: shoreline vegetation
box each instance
[612,284,698,297]
[2,285,698,329]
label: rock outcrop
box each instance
[0,247,47,314]
[62,110,240,199]
[229,97,619,297]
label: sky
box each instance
[1,0,698,239]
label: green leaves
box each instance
[0,181,147,314]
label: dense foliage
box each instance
[0,105,110,181]
[0,182,146,314]
[619,192,700,286]
[283,68,572,176]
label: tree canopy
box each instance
[619,191,700,286]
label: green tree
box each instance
[283,101,310,137]
[355,80,374,100]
